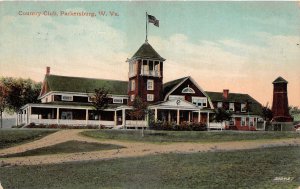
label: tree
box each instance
[129,97,148,121]
[128,96,148,136]
[0,77,41,126]
[0,83,8,128]
[213,108,232,123]
[91,88,109,124]
[262,104,273,121]
[1,77,41,112]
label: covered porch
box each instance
[18,104,147,128]
[149,99,213,127]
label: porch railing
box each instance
[29,118,114,126]
[125,120,147,127]
[208,122,225,130]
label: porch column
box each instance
[28,106,32,124]
[154,108,158,121]
[168,110,171,122]
[177,109,180,125]
[26,107,29,125]
[207,112,210,129]
[56,108,60,125]
[114,111,117,127]
[122,109,125,126]
[198,110,201,123]
[188,112,191,123]
[85,109,88,126]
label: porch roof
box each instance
[149,99,205,111]
[21,102,126,111]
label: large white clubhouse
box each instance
[18,41,263,130]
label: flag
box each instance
[148,14,159,27]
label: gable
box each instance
[163,76,213,109]
[150,99,199,110]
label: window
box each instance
[88,96,95,102]
[249,117,254,127]
[147,79,154,90]
[147,94,154,101]
[182,85,195,94]
[130,94,135,102]
[192,97,207,107]
[130,80,135,91]
[169,95,185,100]
[61,112,72,120]
[241,103,247,112]
[62,95,73,101]
[129,61,137,77]
[229,103,235,111]
[241,117,246,126]
[217,102,223,108]
[113,97,123,104]
[229,118,235,126]
[142,60,149,75]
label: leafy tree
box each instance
[129,96,148,121]
[213,108,232,122]
[91,88,109,122]
[128,96,148,136]
[0,83,8,128]
[262,103,273,121]
[1,77,41,113]
[0,77,41,126]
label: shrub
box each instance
[150,121,207,131]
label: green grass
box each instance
[0,129,56,149]
[1,146,299,189]
[81,130,300,143]
[1,140,124,158]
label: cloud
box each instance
[0,13,129,81]
[149,33,300,106]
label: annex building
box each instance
[18,41,263,130]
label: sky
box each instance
[0,1,299,107]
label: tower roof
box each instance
[131,42,165,61]
[273,76,288,84]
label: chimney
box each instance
[223,89,229,99]
[46,66,50,75]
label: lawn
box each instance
[0,146,299,189]
[0,129,56,149]
[0,140,124,158]
[81,130,300,143]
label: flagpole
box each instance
[145,12,148,42]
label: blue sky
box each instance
[0,1,299,106]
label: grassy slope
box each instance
[0,129,56,149]
[0,146,299,189]
[82,130,300,143]
[1,140,124,158]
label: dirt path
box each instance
[0,130,300,166]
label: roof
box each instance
[131,42,165,61]
[205,91,262,115]
[163,77,188,96]
[44,75,128,95]
[273,76,288,84]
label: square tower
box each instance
[127,42,165,105]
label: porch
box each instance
[18,104,147,128]
[149,99,216,128]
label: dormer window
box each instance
[229,103,235,111]
[62,95,73,101]
[241,103,247,112]
[113,97,123,104]
[217,102,223,108]
[182,85,195,94]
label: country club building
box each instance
[18,42,263,130]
